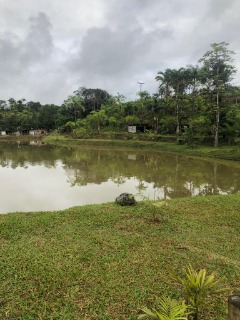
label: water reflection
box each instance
[0,141,239,213]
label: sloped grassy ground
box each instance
[0,194,240,319]
[44,135,240,161]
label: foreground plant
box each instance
[171,264,224,320]
[137,194,167,223]
[138,295,191,320]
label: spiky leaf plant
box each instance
[171,264,224,320]
[138,295,191,320]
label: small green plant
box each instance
[137,194,164,223]
[171,265,224,320]
[138,295,191,320]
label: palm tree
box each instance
[63,95,85,123]
[156,68,193,134]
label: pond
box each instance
[0,141,240,213]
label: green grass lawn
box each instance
[44,135,240,161]
[1,194,240,319]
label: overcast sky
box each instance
[0,0,240,105]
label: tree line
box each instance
[0,42,239,147]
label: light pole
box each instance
[137,82,145,109]
[137,82,144,94]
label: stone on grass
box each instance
[115,193,136,206]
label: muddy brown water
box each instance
[0,141,239,213]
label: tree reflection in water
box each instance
[0,141,240,203]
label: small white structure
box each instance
[128,125,136,133]
[1,131,6,135]
[128,154,137,161]
[29,129,48,136]
[29,130,37,136]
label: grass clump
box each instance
[0,194,240,319]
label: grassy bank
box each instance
[0,135,43,142]
[1,194,240,319]
[44,135,240,161]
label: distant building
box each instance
[29,129,48,136]
[128,124,150,133]
[128,126,137,133]
[1,129,48,136]
[1,130,13,135]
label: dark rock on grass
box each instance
[115,193,136,206]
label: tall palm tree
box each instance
[156,68,193,134]
[63,95,85,123]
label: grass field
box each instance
[1,194,240,319]
[44,135,240,161]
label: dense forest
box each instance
[0,42,240,147]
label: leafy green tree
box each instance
[19,109,34,131]
[63,95,85,123]
[26,101,42,112]
[223,103,240,143]
[100,94,127,130]
[86,109,107,133]
[1,111,19,131]
[198,42,236,147]
[8,98,18,112]
[38,104,60,131]
[62,121,76,133]
[75,87,110,114]
[156,67,197,135]
[125,115,139,127]
[189,116,211,136]
[0,100,7,111]
[16,99,26,112]
[135,90,156,127]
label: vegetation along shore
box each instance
[44,134,240,161]
[1,42,240,151]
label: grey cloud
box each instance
[185,0,240,63]
[22,12,53,64]
[0,0,240,103]
[0,12,53,73]
[207,0,236,18]
[0,33,26,93]
[0,12,66,103]
[67,1,176,97]
[0,34,19,74]
[71,27,150,76]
